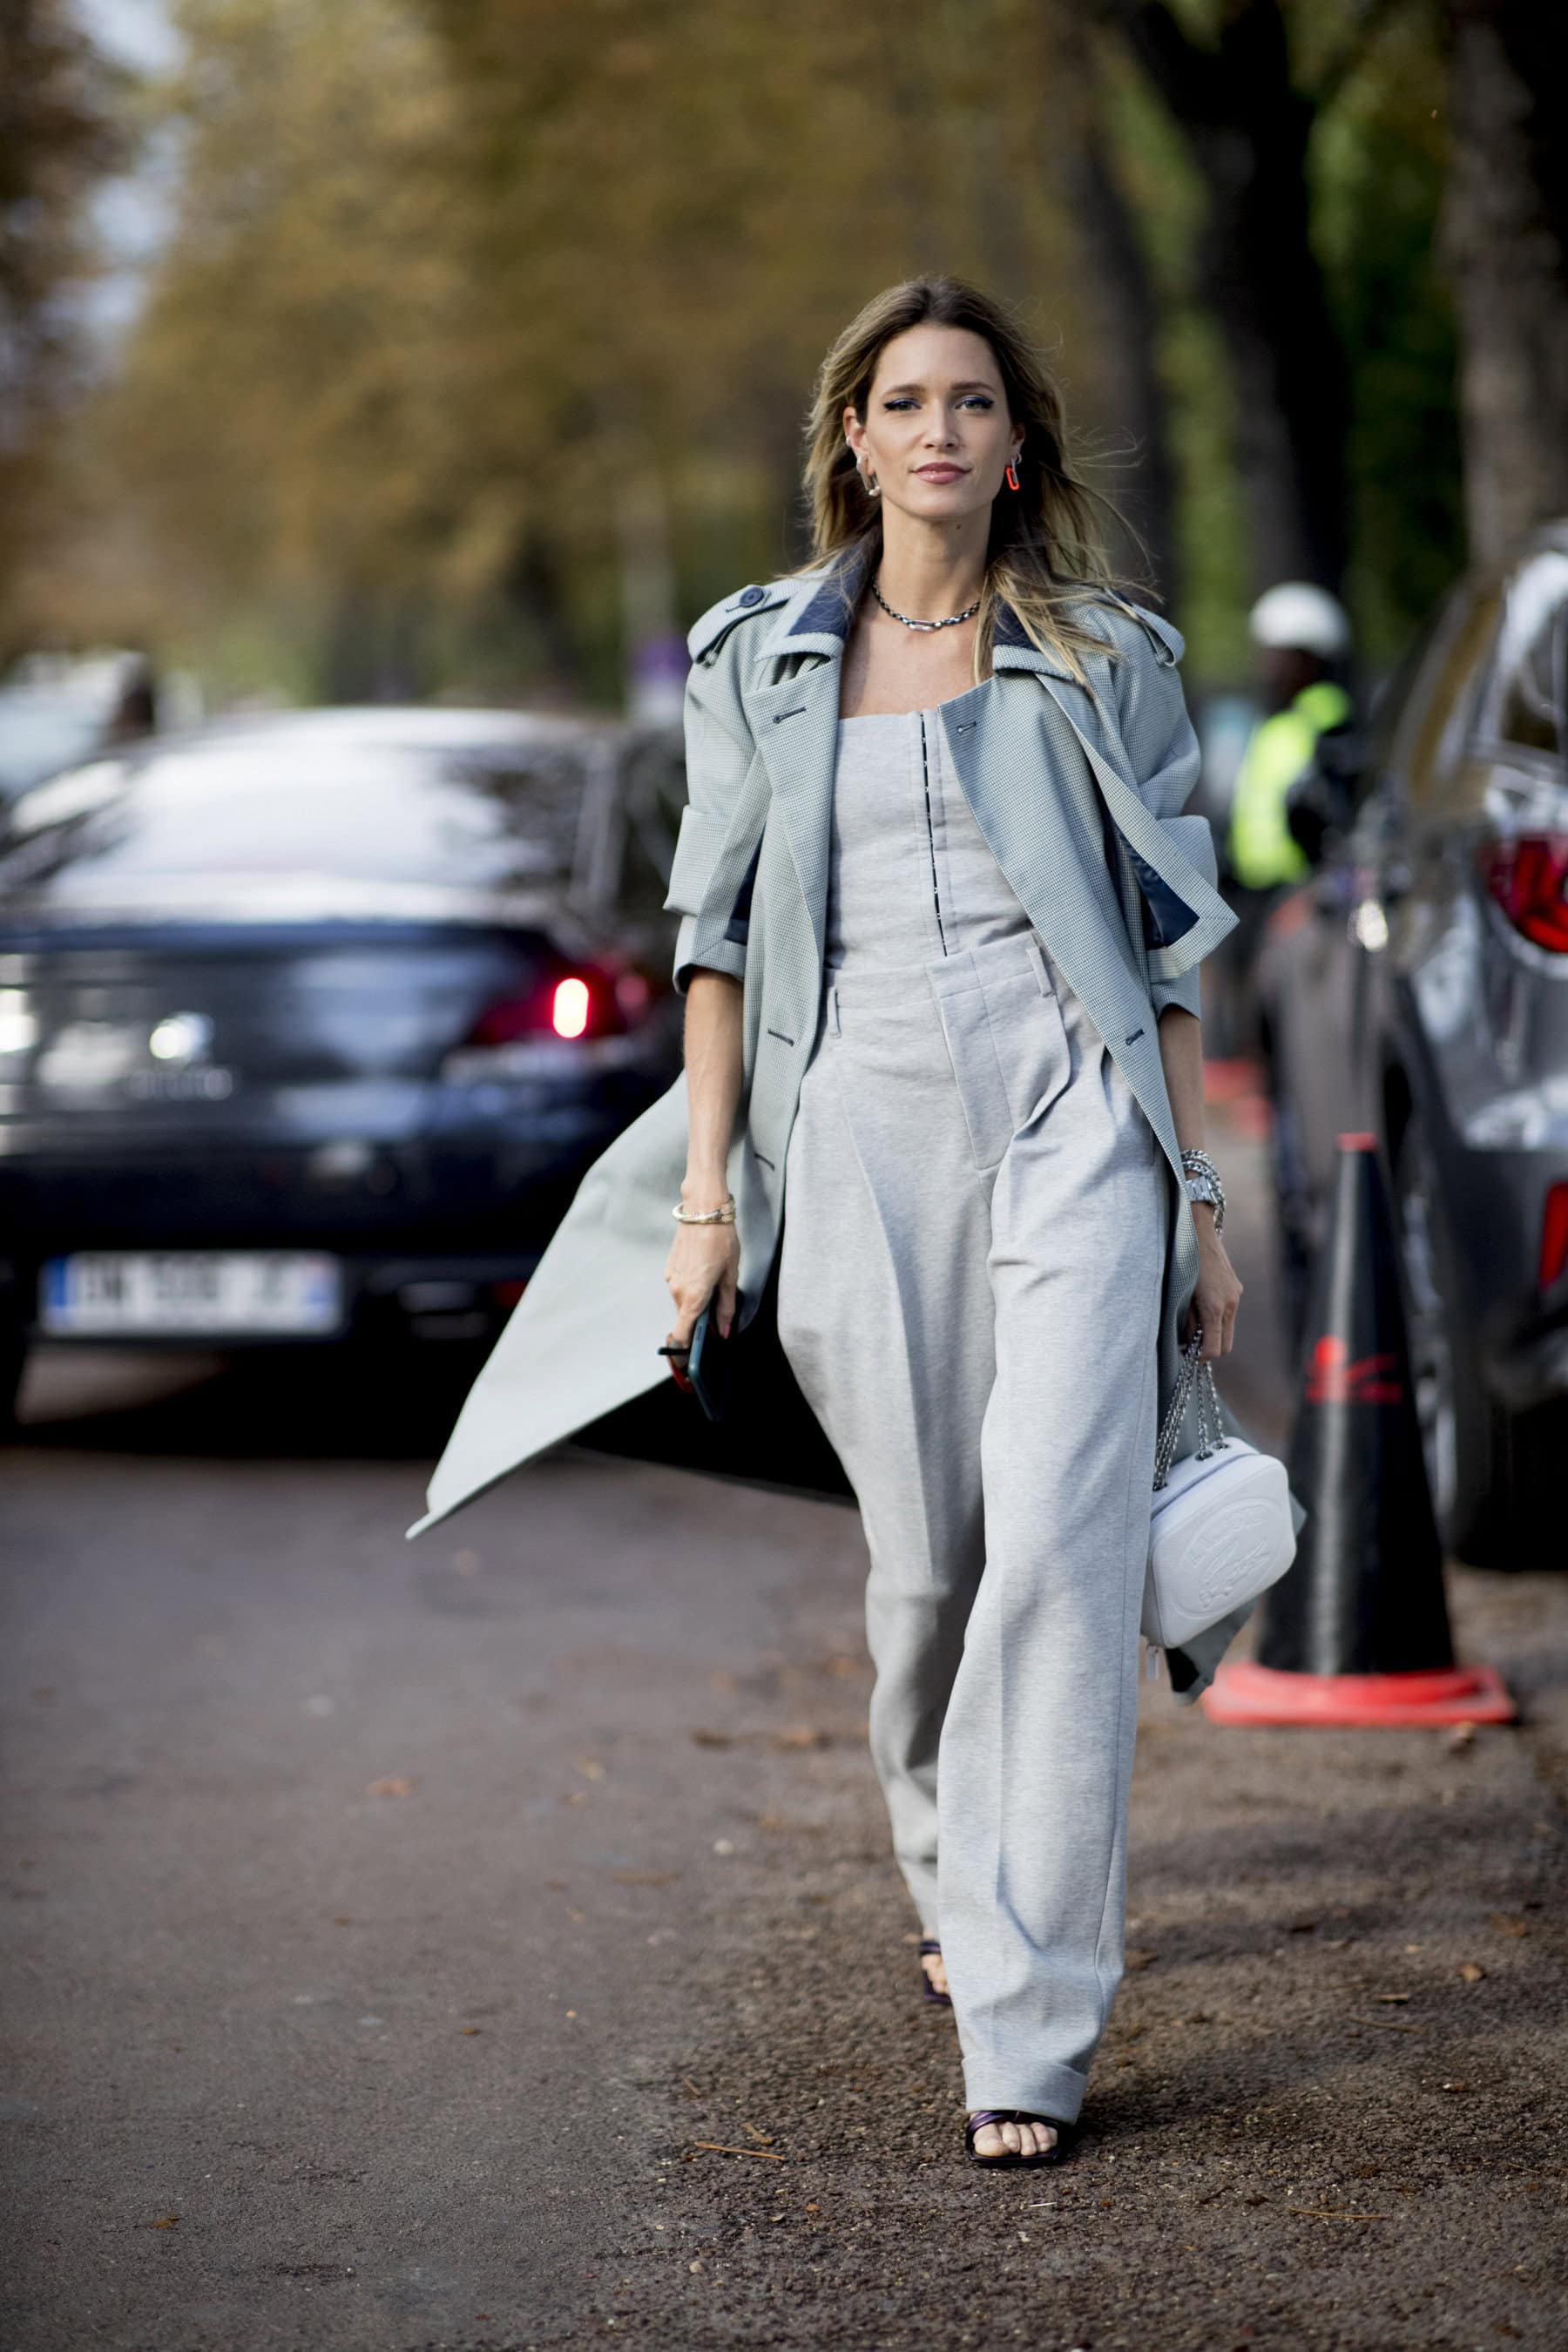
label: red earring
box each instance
[1005,454,1022,491]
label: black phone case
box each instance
[686,1288,740,1423]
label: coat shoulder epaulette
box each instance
[686,578,796,666]
[1080,585,1185,667]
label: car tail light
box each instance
[551,977,591,1038]
[466,968,626,1047]
[1479,833,1568,951]
[1542,1182,1568,1289]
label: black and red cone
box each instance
[1204,1132,1514,1727]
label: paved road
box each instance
[3,1103,1566,2350]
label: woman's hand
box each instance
[664,1214,740,1355]
[1188,1209,1242,1361]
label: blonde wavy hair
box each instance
[796,275,1149,687]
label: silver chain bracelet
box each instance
[1179,1147,1226,1234]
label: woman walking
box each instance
[414,274,1246,2169]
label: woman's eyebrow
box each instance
[879,379,998,396]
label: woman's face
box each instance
[844,323,1023,521]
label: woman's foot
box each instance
[967,2112,1058,2161]
[919,1941,950,2001]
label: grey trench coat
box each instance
[410,537,1267,1702]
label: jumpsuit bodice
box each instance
[827,695,1034,970]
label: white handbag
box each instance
[1144,1335,1296,1658]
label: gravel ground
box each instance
[3,1098,1565,2352]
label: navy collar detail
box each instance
[769,534,1044,656]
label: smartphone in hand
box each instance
[686,1288,740,1423]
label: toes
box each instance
[969,2112,1061,2160]
[921,1951,950,1997]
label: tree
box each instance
[1087,0,1407,599]
[0,1,125,653]
[1050,6,1183,603]
[1439,0,1568,561]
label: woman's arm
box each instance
[663,969,744,1347]
[1157,1004,1242,1362]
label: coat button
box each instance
[736,585,766,607]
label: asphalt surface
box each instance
[3,1098,1566,2351]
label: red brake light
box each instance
[464,965,642,1050]
[1480,833,1568,951]
[1542,1182,1568,1290]
[551,977,591,1038]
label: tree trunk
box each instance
[1059,91,1181,604]
[1092,0,1353,598]
[1440,0,1568,564]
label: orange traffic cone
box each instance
[1203,1133,1515,1727]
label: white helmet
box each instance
[1247,581,1351,659]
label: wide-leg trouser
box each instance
[774,929,1167,2123]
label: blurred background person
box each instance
[1210,582,1354,1057]
[102,651,159,743]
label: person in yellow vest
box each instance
[1228,583,1354,888]
[1214,582,1353,1057]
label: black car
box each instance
[1255,524,1568,1565]
[0,706,686,1419]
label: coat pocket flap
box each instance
[664,805,732,915]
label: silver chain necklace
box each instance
[871,575,981,632]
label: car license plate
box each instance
[40,1252,343,1337]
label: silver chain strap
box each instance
[1152,1329,1230,1491]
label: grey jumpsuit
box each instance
[774,685,1169,2126]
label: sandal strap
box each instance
[964,2107,1069,2144]
[917,1938,943,1957]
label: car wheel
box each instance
[1393,1120,1519,1568]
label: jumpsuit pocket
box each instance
[931,943,1071,1173]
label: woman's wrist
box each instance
[681,1169,732,1209]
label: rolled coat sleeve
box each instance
[665,649,754,994]
[1113,629,1213,1024]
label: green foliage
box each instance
[0,0,128,652]
[1311,5,1463,659]
[17,0,1467,701]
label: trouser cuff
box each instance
[961,2056,1087,2126]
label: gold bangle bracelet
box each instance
[672,1200,735,1225]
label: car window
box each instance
[0,690,114,801]
[0,725,604,907]
[1476,551,1568,766]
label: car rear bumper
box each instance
[0,1083,660,1347]
[11,1252,544,1348]
[1412,1122,1568,1414]
[1486,1306,1568,1415]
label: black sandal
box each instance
[963,2108,1075,2169]
[918,1937,951,2007]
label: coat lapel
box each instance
[726,541,1230,998]
[745,657,842,969]
[936,677,1145,1021]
